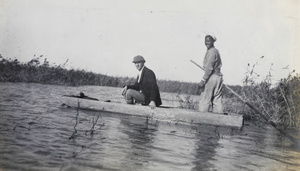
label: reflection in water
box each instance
[210,123,300,171]
[192,125,221,170]
[120,117,157,170]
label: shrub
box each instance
[275,73,300,128]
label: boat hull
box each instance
[60,96,244,128]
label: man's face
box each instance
[134,62,144,71]
[205,36,214,49]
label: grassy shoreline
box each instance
[1,55,299,128]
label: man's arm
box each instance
[203,50,218,81]
[145,70,158,102]
[126,76,140,90]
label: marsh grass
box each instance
[234,58,299,128]
[0,55,197,92]
[176,94,199,110]
[275,73,300,128]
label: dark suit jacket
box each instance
[127,67,162,106]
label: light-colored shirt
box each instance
[203,47,222,81]
[138,66,145,83]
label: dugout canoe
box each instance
[60,95,244,128]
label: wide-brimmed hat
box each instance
[132,55,146,63]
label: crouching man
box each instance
[122,55,162,109]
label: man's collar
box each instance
[207,46,215,50]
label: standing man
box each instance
[198,35,223,113]
[122,55,162,109]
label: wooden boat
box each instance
[60,95,244,128]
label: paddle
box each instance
[190,59,299,144]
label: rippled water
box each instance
[0,82,299,171]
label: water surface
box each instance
[0,82,299,171]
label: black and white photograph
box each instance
[0,0,299,170]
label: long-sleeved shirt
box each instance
[203,47,223,81]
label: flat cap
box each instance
[132,55,146,63]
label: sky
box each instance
[0,0,299,85]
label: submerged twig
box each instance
[85,113,102,135]
[69,99,80,140]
